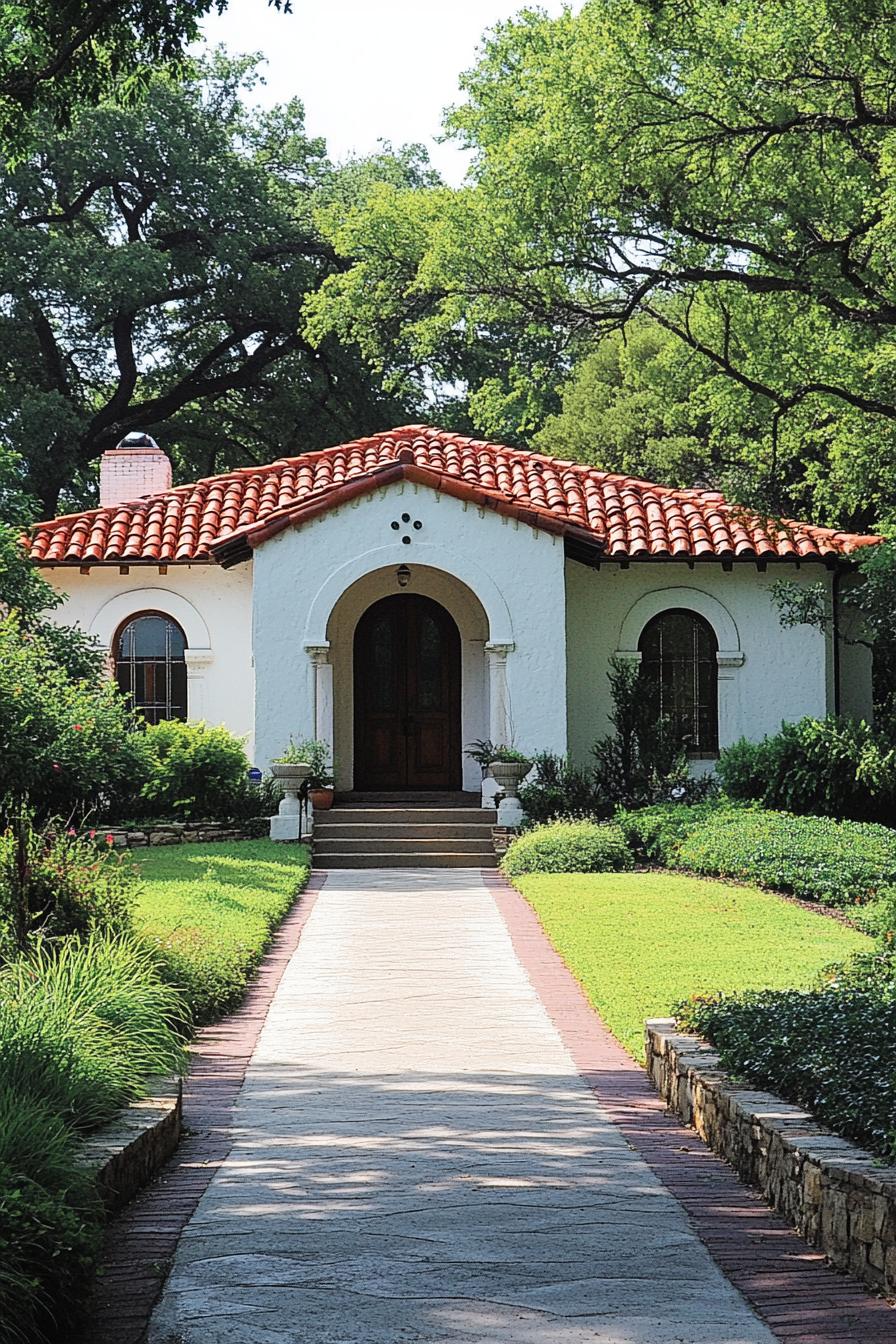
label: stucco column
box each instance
[305,643,333,761]
[485,641,515,747]
[183,648,213,722]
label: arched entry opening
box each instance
[353,593,462,791]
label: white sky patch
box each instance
[200,0,570,185]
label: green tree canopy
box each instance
[1,53,410,517]
[0,2,295,160]
[307,0,896,530]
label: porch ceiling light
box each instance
[396,564,411,588]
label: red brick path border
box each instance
[78,873,327,1344]
[486,871,896,1344]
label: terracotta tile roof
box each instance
[29,425,878,567]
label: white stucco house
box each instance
[29,425,875,800]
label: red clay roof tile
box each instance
[28,424,879,567]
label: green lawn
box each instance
[132,840,310,1023]
[514,871,872,1058]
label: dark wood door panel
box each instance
[353,594,461,791]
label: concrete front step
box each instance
[315,822,495,841]
[319,808,496,827]
[314,851,498,869]
[334,791,481,807]
[315,836,496,855]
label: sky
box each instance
[201,0,568,184]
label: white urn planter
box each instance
[488,760,529,829]
[270,762,312,841]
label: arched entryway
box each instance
[353,593,462,791]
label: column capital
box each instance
[184,647,213,673]
[485,641,515,659]
[304,642,331,666]
[613,649,642,665]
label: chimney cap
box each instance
[115,431,160,451]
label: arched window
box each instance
[638,609,719,756]
[115,613,187,724]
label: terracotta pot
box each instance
[310,786,334,810]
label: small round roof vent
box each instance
[116,431,159,450]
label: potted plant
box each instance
[283,737,334,809]
[484,744,531,800]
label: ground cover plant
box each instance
[619,803,896,908]
[513,871,871,1058]
[133,840,311,1022]
[678,957,896,1161]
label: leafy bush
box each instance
[0,614,145,822]
[678,961,896,1160]
[0,816,135,953]
[678,809,896,906]
[519,752,608,822]
[616,801,737,865]
[717,717,896,823]
[502,820,633,876]
[136,719,250,821]
[134,840,310,1021]
[0,1089,101,1344]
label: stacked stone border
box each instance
[77,873,327,1344]
[646,1020,896,1300]
[485,871,896,1342]
[106,818,267,848]
[78,1075,182,1214]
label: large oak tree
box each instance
[0,55,411,516]
[308,0,896,530]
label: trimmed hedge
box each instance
[618,802,896,908]
[502,820,632,876]
[678,956,896,1160]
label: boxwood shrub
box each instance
[502,820,633,876]
[678,810,896,907]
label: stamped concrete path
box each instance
[147,869,783,1344]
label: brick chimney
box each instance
[99,432,172,507]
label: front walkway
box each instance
[147,870,778,1344]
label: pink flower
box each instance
[89,829,96,839]
[51,762,61,772]
[105,834,114,845]
[73,724,82,731]
[67,827,76,837]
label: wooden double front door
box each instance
[353,594,461,791]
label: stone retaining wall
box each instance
[645,1019,896,1297]
[107,818,267,848]
[77,1073,182,1214]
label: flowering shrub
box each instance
[0,816,136,952]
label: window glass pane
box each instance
[115,614,188,722]
[416,613,442,710]
[638,610,718,754]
